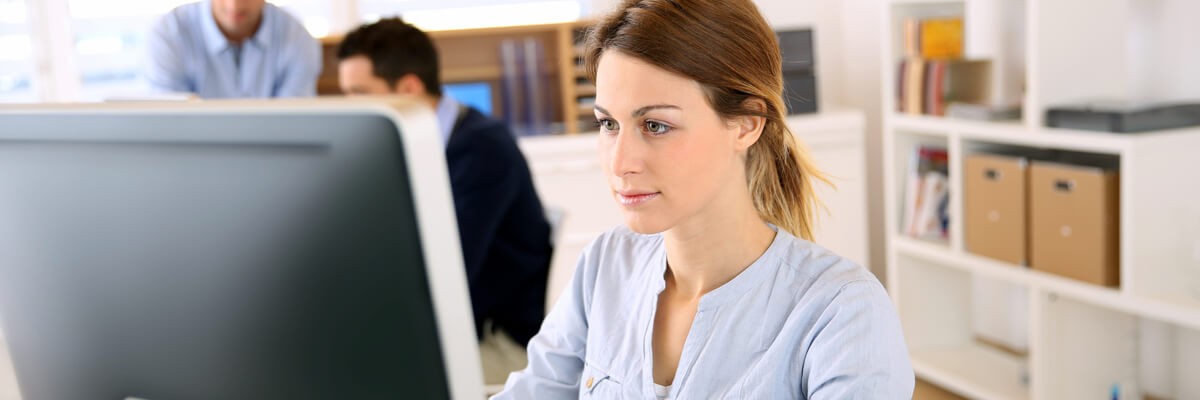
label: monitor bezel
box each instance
[0,98,485,399]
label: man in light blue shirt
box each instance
[143,0,321,98]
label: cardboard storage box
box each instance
[965,153,1030,265]
[1029,160,1120,287]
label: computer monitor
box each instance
[443,82,494,117]
[0,99,483,399]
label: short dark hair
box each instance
[336,17,442,96]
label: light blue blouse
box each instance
[493,225,914,399]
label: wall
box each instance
[832,0,885,281]
[755,0,887,281]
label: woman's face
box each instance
[594,51,753,234]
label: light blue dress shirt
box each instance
[435,95,461,147]
[143,1,321,99]
[494,225,914,399]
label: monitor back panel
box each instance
[0,112,450,400]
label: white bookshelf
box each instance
[913,343,1029,400]
[882,0,1200,399]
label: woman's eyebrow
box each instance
[633,104,681,117]
[592,104,682,117]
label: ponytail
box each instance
[746,117,828,241]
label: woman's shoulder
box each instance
[756,231,912,399]
[750,230,901,357]
[770,229,883,300]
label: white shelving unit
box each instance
[882,1,1200,399]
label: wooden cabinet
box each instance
[319,21,596,134]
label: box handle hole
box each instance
[1055,179,1075,192]
[985,168,1001,180]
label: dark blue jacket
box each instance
[446,106,552,346]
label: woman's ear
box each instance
[733,98,768,152]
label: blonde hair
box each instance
[583,0,828,239]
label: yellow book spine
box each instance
[920,18,963,59]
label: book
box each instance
[946,102,1021,121]
[903,18,921,58]
[499,38,555,136]
[900,17,965,59]
[919,17,963,59]
[902,59,991,117]
[912,171,948,238]
[923,60,945,116]
[897,60,908,113]
[522,37,549,136]
[903,146,950,239]
[904,58,926,115]
[499,39,525,133]
[941,60,990,113]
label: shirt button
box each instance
[585,376,594,389]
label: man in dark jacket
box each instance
[336,17,553,385]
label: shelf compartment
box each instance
[894,253,1031,400]
[1033,294,1200,400]
[893,235,1200,331]
[913,343,1029,400]
[1033,293,1137,399]
[1122,127,1200,313]
[890,131,953,246]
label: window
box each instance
[66,0,337,100]
[0,0,35,103]
[16,0,590,102]
[273,0,335,38]
[359,0,583,31]
[68,0,194,101]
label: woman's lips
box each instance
[616,191,660,207]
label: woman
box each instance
[494,0,913,398]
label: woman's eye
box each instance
[596,118,618,132]
[644,121,670,135]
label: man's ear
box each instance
[391,74,427,95]
[733,98,768,152]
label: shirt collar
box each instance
[200,0,274,56]
[696,225,790,311]
[434,94,460,146]
[650,225,792,311]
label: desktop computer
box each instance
[0,99,483,399]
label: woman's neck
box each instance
[661,196,776,299]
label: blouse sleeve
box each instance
[802,280,915,399]
[490,236,603,399]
